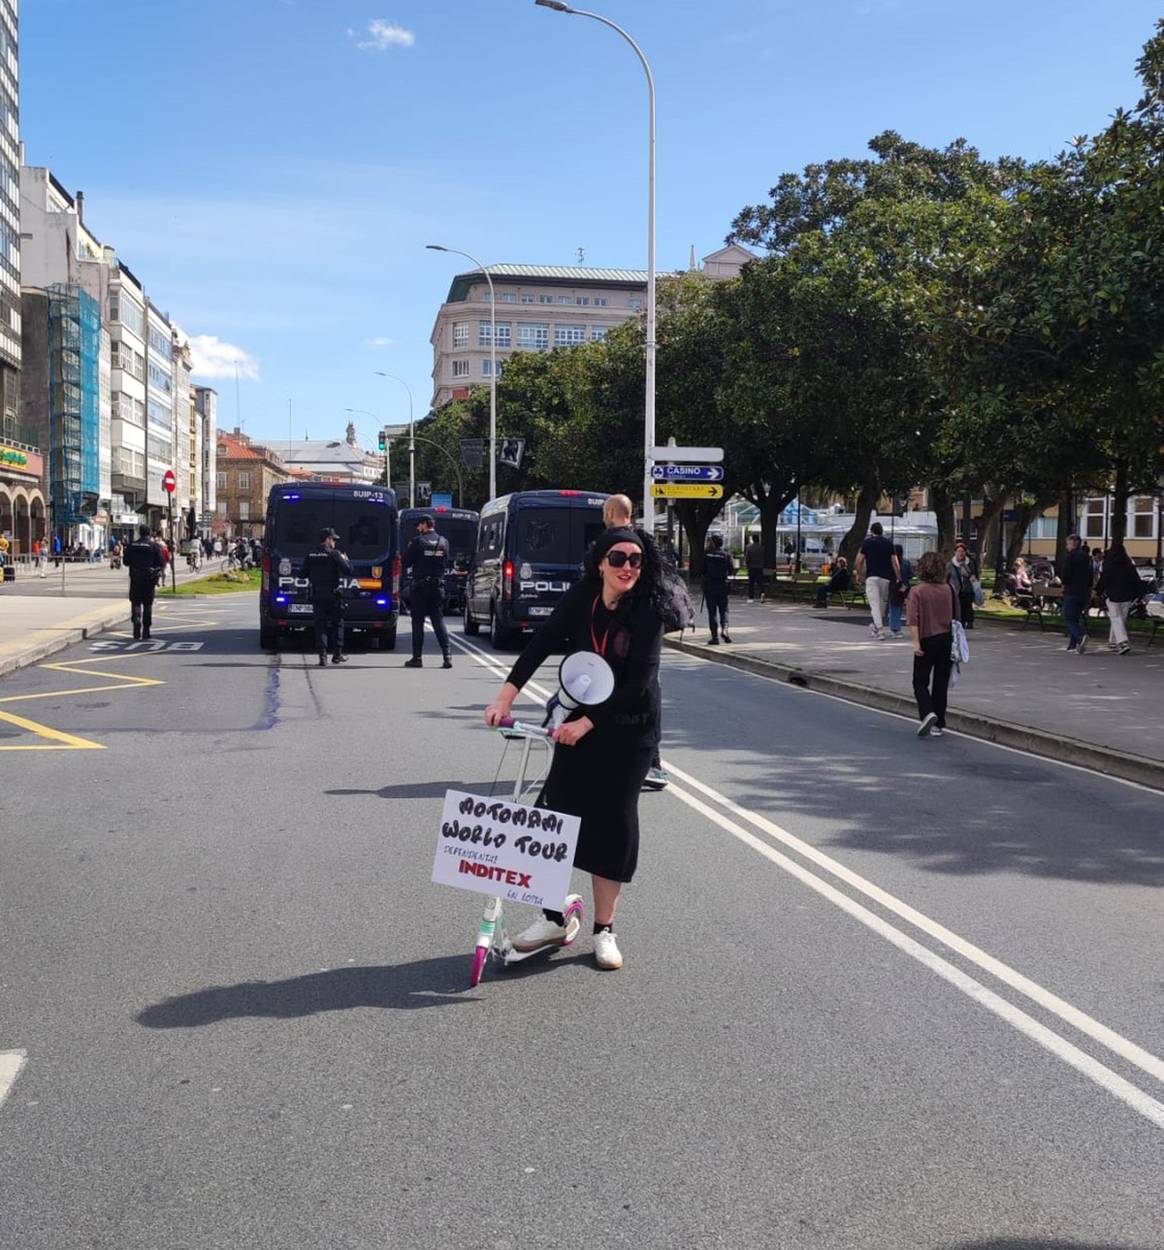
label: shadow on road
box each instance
[136,956,477,1027]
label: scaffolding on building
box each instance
[47,284,101,535]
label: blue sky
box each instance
[21,0,1163,447]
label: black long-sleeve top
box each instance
[506,580,662,733]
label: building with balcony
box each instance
[428,246,756,407]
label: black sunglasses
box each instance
[605,550,643,569]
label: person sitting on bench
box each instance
[816,556,851,605]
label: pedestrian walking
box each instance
[601,493,668,790]
[483,526,666,971]
[702,533,734,644]
[124,525,164,640]
[947,541,978,629]
[888,543,913,638]
[1059,533,1093,654]
[907,550,957,738]
[744,535,765,602]
[1097,542,1142,655]
[855,521,900,640]
[52,533,62,567]
[303,527,352,666]
[402,512,452,669]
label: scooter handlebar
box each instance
[496,717,551,739]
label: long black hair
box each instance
[583,526,669,625]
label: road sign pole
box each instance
[168,496,176,591]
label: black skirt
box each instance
[540,724,653,884]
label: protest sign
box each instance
[432,789,580,911]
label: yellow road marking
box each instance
[0,708,103,750]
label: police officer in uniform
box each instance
[124,524,164,640]
[403,513,452,669]
[303,527,353,666]
[702,533,735,645]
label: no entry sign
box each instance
[162,469,177,494]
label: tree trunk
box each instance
[930,484,957,557]
[972,494,1005,571]
[839,478,879,566]
[1005,496,1054,570]
[674,499,724,578]
[1054,488,1074,571]
[1110,459,1129,547]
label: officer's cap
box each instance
[319,527,340,542]
[415,512,435,527]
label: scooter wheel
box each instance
[561,894,586,947]
[470,946,488,987]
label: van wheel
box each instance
[259,624,277,650]
[464,601,480,636]
[490,607,512,650]
[382,623,397,651]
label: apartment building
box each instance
[265,422,381,484]
[215,429,291,539]
[0,1,20,447]
[428,246,756,407]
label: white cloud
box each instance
[188,335,260,381]
[354,19,415,51]
[366,336,395,348]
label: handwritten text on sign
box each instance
[432,789,580,911]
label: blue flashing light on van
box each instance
[463,489,609,649]
[259,482,401,650]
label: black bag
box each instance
[659,566,695,634]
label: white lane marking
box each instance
[663,760,1164,1091]
[0,1049,27,1110]
[450,628,1164,1123]
[664,782,1164,1130]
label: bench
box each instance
[1017,583,1063,631]
[1147,600,1164,648]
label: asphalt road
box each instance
[1,595,1161,1250]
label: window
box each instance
[575,296,590,306]
[554,325,586,347]
[538,294,554,305]
[217,500,227,516]
[1130,496,1156,539]
[593,297,607,307]
[147,360,172,393]
[629,298,642,310]
[590,326,609,342]
[495,322,511,348]
[478,321,511,347]
[238,471,251,490]
[238,499,249,519]
[517,322,549,349]
[482,359,506,377]
[114,291,145,338]
[1083,498,1107,541]
[217,471,227,489]
[520,294,535,304]
[452,321,469,348]
[499,292,517,304]
[149,325,172,357]
[452,359,470,378]
[556,295,572,304]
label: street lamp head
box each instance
[425,244,448,252]
[535,0,573,11]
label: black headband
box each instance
[594,527,644,562]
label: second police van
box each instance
[464,489,609,649]
[397,505,479,615]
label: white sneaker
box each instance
[511,916,568,952]
[1118,642,1131,655]
[930,727,944,738]
[593,929,623,970]
[917,712,937,737]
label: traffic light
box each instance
[378,430,386,451]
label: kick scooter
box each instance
[468,717,585,987]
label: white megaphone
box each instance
[545,652,616,729]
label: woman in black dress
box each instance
[483,527,665,970]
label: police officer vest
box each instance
[410,533,449,589]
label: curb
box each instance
[0,607,131,680]
[665,635,1164,793]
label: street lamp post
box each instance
[535,0,656,529]
[344,408,389,487]
[374,373,415,506]
[426,244,497,501]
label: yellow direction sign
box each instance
[651,483,724,500]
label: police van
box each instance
[464,489,608,649]
[259,482,401,650]
[398,505,479,615]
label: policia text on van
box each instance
[463,490,608,649]
[258,483,401,650]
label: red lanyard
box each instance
[590,595,611,658]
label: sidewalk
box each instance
[0,597,131,677]
[667,599,1164,790]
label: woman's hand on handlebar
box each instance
[551,716,594,747]
[484,681,519,728]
